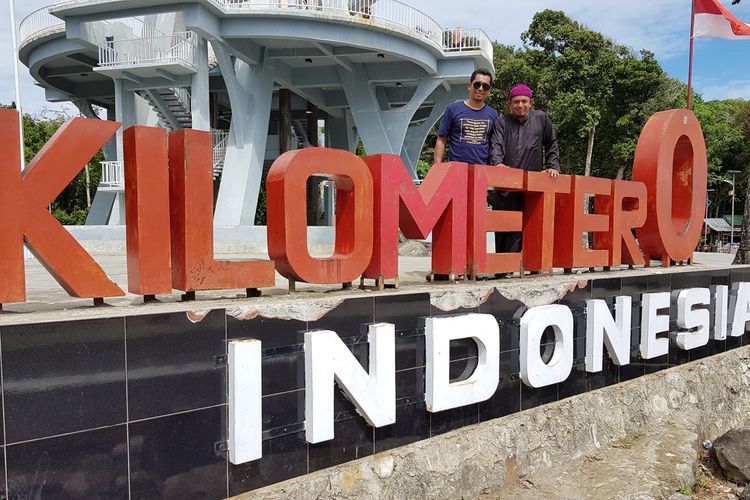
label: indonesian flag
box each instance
[694,0,750,39]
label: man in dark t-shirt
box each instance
[434,69,498,165]
[490,84,561,255]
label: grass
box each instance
[612,432,646,449]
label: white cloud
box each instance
[700,79,750,100]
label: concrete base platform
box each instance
[0,249,739,323]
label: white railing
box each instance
[101,16,167,40]
[18,6,65,45]
[22,0,492,61]
[216,0,444,47]
[98,31,195,68]
[100,160,124,189]
[212,130,229,170]
[442,27,492,55]
[174,87,192,111]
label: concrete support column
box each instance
[114,79,136,164]
[191,35,211,132]
[338,64,442,178]
[325,110,358,152]
[212,41,275,226]
[279,89,292,154]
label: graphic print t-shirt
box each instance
[438,101,498,165]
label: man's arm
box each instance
[542,113,561,172]
[434,136,448,164]
[489,116,507,167]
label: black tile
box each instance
[710,269,730,286]
[310,297,374,338]
[449,357,479,381]
[394,331,425,371]
[479,350,521,421]
[228,314,306,350]
[450,337,479,361]
[502,316,523,353]
[430,403,479,436]
[709,339,727,356]
[591,277,622,300]
[647,274,670,293]
[670,273,692,292]
[668,335,691,367]
[481,289,526,321]
[396,367,425,402]
[129,406,227,499]
[521,382,557,411]
[557,281,591,308]
[126,310,226,420]
[559,336,587,400]
[726,335,743,351]
[587,358,619,391]
[691,272,711,289]
[7,425,128,499]
[308,416,373,472]
[689,342,711,362]
[375,293,430,331]
[262,352,305,395]
[374,403,430,453]
[619,357,646,381]
[621,276,648,297]
[644,354,669,374]
[2,318,126,443]
[229,431,307,495]
[263,390,305,432]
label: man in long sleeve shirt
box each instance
[489,84,561,255]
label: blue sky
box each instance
[1,0,749,114]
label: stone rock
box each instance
[398,240,430,257]
[741,485,750,500]
[714,427,750,484]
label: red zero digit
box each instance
[632,110,708,263]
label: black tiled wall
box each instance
[0,269,747,498]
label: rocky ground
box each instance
[477,423,749,500]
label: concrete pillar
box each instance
[114,79,136,164]
[338,65,442,173]
[325,110,358,152]
[212,41,275,226]
[279,89,292,154]
[191,35,211,132]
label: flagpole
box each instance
[687,0,696,109]
[8,0,32,260]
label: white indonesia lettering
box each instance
[228,339,262,465]
[676,288,711,350]
[640,292,670,359]
[713,285,729,340]
[425,314,500,413]
[730,282,750,338]
[520,305,574,388]
[585,296,632,372]
[304,324,396,444]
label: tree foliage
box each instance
[2,103,100,224]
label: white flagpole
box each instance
[8,0,32,259]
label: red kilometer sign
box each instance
[0,108,707,304]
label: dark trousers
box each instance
[492,190,524,253]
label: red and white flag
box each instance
[694,0,750,39]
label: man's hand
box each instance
[495,163,511,169]
[545,169,560,178]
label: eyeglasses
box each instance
[472,81,491,91]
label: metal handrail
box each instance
[98,31,195,68]
[22,0,492,63]
[213,130,230,169]
[100,160,124,188]
[18,6,65,45]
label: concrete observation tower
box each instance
[18,0,493,226]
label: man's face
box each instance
[468,74,492,103]
[509,96,534,120]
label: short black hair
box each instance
[470,68,493,86]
